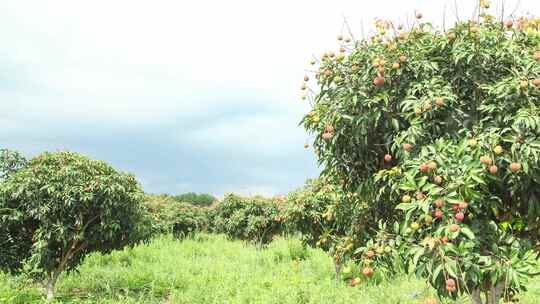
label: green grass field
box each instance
[2,234,540,304]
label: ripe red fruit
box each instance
[303,75,309,82]
[510,162,522,173]
[403,143,413,152]
[505,19,513,28]
[533,79,540,87]
[366,250,375,258]
[440,236,449,243]
[324,69,332,77]
[489,165,498,174]
[434,199,445,208]
[452,204,460,211]
[459,202,468,210]
[446,278,457,292]
[373,76,385,87]
[449,224,460,233]
[420,163,429,173]
[434,209,443,219]
[384,154,392,162]
[416,12,423,19]
[435,98,444,107]
[362,267,374,277]
[455,212,465,222]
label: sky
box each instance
[1,0,539,197]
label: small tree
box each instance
[144,194,211,237]
[0,151,146,301]
[212,194,283,250]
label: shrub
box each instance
[301,5,540,303]
[284,177,400,277]
[212,194,284,248]
[144,194,211,237]
[0,151,146,301]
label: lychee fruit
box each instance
[449,224,460,233]
[510,162,521,172]
[373,76,385,87]
[403,143,413,152]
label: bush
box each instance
[0,151,146,301]
[144,194,211,237]
[301,5,540,303]
[212,194,285,248]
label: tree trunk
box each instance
[46,272,58,302]
[471,288,483,304]
[334,262,342,282]
[487,281,505,304]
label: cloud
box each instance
[0,0,538,195]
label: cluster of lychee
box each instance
[414,97,446,116]
[322,124,334,140]
[472,140,522,175]
[372,54,408,88]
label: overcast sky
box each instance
[1,0,539,196]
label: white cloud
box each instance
[0,0,538,194]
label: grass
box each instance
[1,234,540,303]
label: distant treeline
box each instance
[150,192,217,207]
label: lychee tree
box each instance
[301,4,540,303]
[0,151,146,301]
[211,194,284,250]
[0,148,26,180]
[0,149,29,271]
[284,177,402,280]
